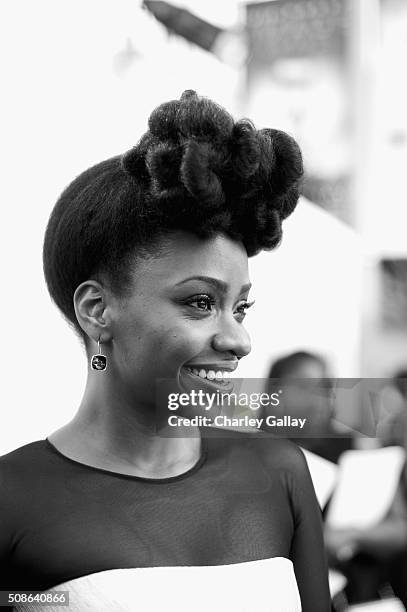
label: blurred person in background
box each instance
[324,471,407,606]
[263,351,407,605]
[263,350,354,463]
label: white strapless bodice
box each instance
[15,557,301,612]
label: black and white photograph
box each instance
[1,1,407,611]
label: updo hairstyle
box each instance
[43,90,303,337]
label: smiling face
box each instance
[104,231,252,410]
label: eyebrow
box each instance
[174,275,252,294]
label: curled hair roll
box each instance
[146,142,182,194]
[231,119,260,180]
[180,139,225,209]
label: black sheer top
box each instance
[0,427,330,611]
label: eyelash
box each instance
[185,294,254,319]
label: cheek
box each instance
[152,321,209,372]
[119,316,210,376]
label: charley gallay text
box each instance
[168,415,307,429]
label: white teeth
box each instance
[186,367,234,381]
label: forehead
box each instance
[132,231,250,290]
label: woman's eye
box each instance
[187,294,216,311]
[185,296,254,317]
[234,300,255,320]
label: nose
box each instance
[211,317,251,359]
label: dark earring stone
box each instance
[91,354,107,371]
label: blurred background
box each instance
[1,0,406,446]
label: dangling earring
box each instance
[90,337,107,371]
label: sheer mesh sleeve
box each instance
[285,443,331,612]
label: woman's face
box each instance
[106,231,252,410]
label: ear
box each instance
[73,280,113,343]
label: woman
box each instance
[0,90,330,611]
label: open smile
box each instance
[180,366,236,392]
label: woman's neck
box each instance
[48,373,202,479]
